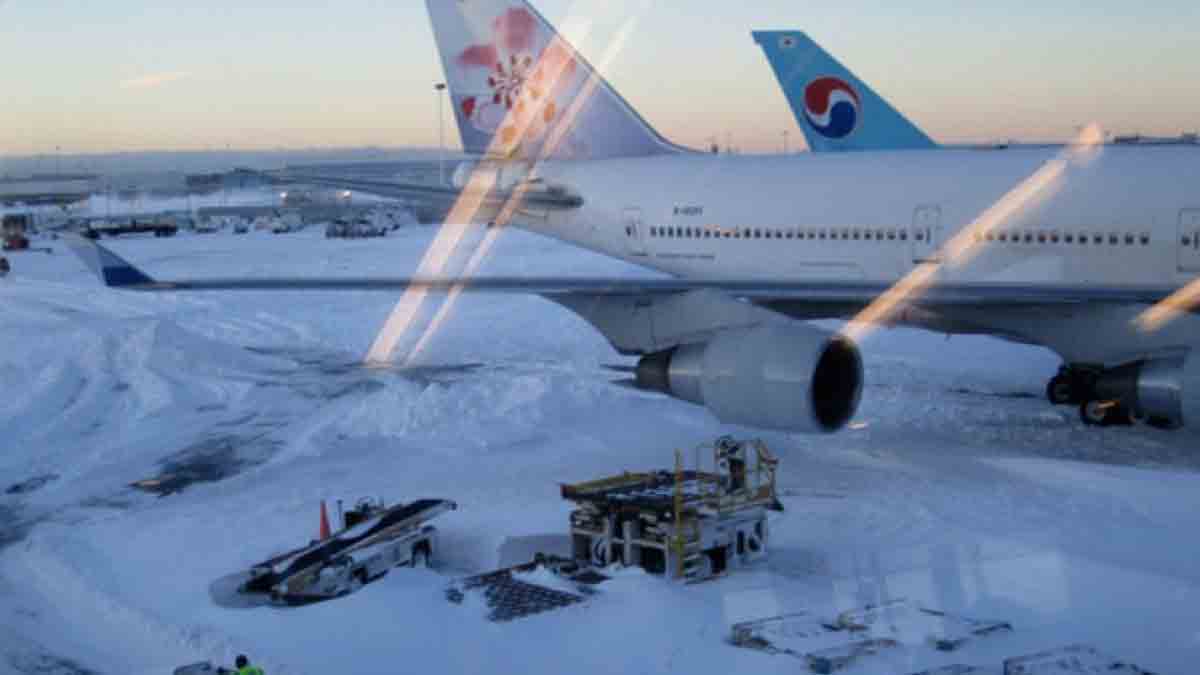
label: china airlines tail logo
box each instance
[453,6,577,153]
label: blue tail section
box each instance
[66,236,157,288]
[752,31,937,152]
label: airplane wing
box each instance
[66,236,1192,310]
[273,172,584,213]
[279,173,461,211]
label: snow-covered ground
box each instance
[2,226,1198,675]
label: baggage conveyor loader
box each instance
[238,497,456,605]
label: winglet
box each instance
[65,236,157,288]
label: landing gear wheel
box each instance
[1132,413,1180,427]
[1079,400,1132,427]
[1080,400,1109,426]
[1047,375,1076,405]
[1129,407,1150,426]
[1147,416,1177,430]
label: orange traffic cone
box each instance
[319,500,332,540]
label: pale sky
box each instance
[3,0,1198,155]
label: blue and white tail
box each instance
[426,0,683,160]
[752,31,937,152]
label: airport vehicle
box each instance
[753,30,938,153]
[70,0,1200,434]
[239,498,455,604]
[83,219,177,239]
[2,215,31,251]
[563,437,780,581]
[194,218,224,234]
[254,212,300,234]
[326,217,387,239]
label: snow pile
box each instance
[1,227,1198,675]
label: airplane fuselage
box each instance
[521,144,1200,365]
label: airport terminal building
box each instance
[0,174,100,206]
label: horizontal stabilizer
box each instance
[274,171,584,210]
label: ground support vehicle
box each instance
[82,220,177,239]
[239,497,456,604]
[2,214,30,250]
[562,437,782,582]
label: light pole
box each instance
[782,130,789,155]
[435,82,447,185]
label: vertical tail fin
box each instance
[426,0,684,160]
[752,30,938,152]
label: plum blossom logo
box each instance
[455,6,577,153]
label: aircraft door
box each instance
[623,207,648,256]
[911,205,943,263]
[1178,209,1200,273]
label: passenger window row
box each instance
[974,230,1151,246]
[644,226,911,241]
[631,225,1154,248]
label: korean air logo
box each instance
[802,76,861,140]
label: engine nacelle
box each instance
[634,324,863,433]
[1097,353,1200,428]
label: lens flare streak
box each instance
[405,16,643,365]
[367,8,628,365]
[1135,278,1200,333]
[841,124,1104,342]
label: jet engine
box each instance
[1094,352,1200,428]
[634,324,863,433]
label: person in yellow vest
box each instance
[219,654,263,675]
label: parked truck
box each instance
[2,214,30,251]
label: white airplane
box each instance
[71,0,1200,433]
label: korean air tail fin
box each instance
[426,0,685,160]
[752,30,937,152]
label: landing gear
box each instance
[1049,366,1129,425]
[1052,363,1179,429]
[411,545,430,569]
[1046,374,1077,405]
[1079,400,1133,427]
[1046,366,1097,406]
